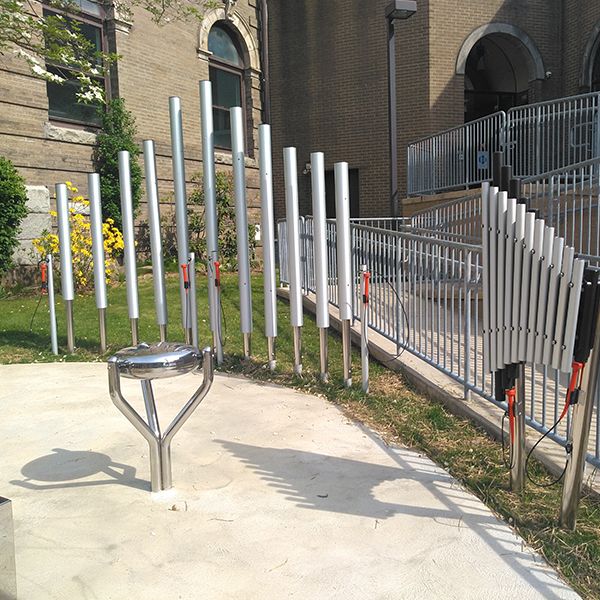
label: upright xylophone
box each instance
[481,179,600,528]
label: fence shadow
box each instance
[216,435,573,600]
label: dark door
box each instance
[325,168,359,219]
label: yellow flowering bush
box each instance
[33,182,124,292]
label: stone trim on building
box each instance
[580,20,600,90]
[198,7,261,72]
[455,23,546,82]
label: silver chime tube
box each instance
[55,183,75,353]
[170,96,197,336]
[231,106,253,358]
[199,81,223,363]
[88,173,108,352]
[361,266,369,393]
[259,124,277,370]
[560,303,600,529]
[143,140,168,342]
[311,151,329,381]
[118,151,140,345]
[47,253,59,355]
[188,252,198,349]
[335,162,352,387]
[283,146,303,375]
[481,182,490,373]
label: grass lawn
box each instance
[2,271,600,598]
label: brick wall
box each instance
[0,1,263,233]
[269,0,588,216]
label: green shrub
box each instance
[188,170,257,272]
[0,157,28,274]
[92,98,142,229]
[137,171,257,272]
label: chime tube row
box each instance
[482,183,585,375]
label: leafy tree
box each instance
[188,171,257,271]
[0,0,215,101]
[92,98,142,228]
[0,157,28,274]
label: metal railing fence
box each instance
[407,112,506,196]
[408,91,600,196]
[408,157,600,258]
[278,218,600,468]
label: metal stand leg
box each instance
[99,307,107,353]
[131,318,139,346]
[65,299,75,353]
[342,319,352,388]
[47,254,59,356]
[560,312,600,529]
[267,336,276,371]
[293,326,302,376]
[243,332,251,359]
[361,309,369,394]
[319,327,328,382]
[511,364,526,493]
[159,324,167,343]
[141,380,161,437]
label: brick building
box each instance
[0,0,266,258]
[4,0,600,234]
[268,0,600,218]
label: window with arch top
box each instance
[208,23,244,150]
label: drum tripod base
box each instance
[108,344,214,492]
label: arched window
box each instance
[208,23,244,150]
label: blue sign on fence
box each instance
[477,150,489,170]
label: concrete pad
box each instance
[0,363,579,599]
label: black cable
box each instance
[525,412,570,488]
[29,290,44,332]
[375,278,410,365]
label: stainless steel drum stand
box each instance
[108,342,214,492]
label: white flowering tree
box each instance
[0,0,216,103]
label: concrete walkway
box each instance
[0,363,579,599]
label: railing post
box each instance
[560,303,600,529]
[463,250,472,399]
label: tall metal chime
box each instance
[88,173,108,351]
[169,96,198,347]
[335,162,353,387]
[118,150,140,345]
[259,124,278,370]
[231,106,253,358]
[283,146,303,375]
[199,80,223,363]
[55,183,75,353]
[142,140,168,342]
[310,151,329,381]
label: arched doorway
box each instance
[464,36,530,122]
[591,43,600,91]
[457,24,546,123]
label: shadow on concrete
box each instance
[10,448,148,491]
[216,435,573,600]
